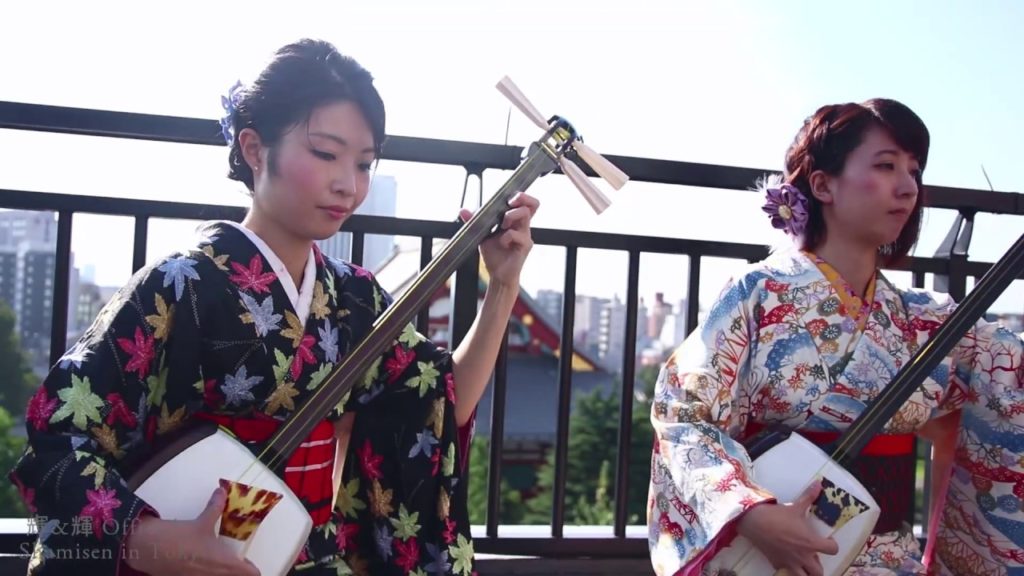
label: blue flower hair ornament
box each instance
[219,80,245,145]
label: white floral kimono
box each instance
[647,245,1024,576]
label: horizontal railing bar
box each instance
[2,101,1022,214]
[0,101,522,170]
[3,189,1021,281]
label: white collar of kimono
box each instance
[217,220,316,324]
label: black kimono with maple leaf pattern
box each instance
[8,221,478,576]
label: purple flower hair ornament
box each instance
[219,80,245,145]
[759,175,809,238]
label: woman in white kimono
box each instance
[647,98,1024,576]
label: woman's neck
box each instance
[240,212,310,287]
[810,239,878,298]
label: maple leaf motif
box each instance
[369,479,395,518]
[385,345,416,384]
[394,537,420,572]
[90,423,124,459]
[398,324,425,347]
[336,478,366,519]
[157,403,187,435]
[203,378,222,407]
[318,322,339,363]
[144,293,175,341]
[26,387,59,431]
[437,487,450,521]
[117,326,156,379]
[105,392,137,428]
[336,522,360,553]
[290,334,317,381]
[80,488,122,539]
[229,254,277,294]
[311,281,330,320]
[425,397,445,439]
[282,311,306,349]
[51,375,103,430]
[441,443,456,477]
[201,244,230,271]
[157,257,200,302]
[449,534,475,576]
[442,518,457,544]
[406,361,440,397]
[265,381,299,414]
[390,505,421,540]
[357,439,383,480]
[81,461,108,490]
[223,366,261,407]
[239,293,283,337]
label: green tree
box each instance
[0,406,28,518]
[523,364,659,526]
[466,437,527,525]
[0,302,36,418]
[570,459,615,525]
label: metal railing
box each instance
[1,101,1022,560]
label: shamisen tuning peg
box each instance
[497,75,628,214]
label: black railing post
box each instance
[552,246,578,537]
[614,250,641,536]
[416,236,434,334]
[48,210,73,367]
[350,232,365,268]
[933,209,975,301]
[132,215,149,273]
[486,329,509,537]
[686,253,702,337]
[448,165,483,349]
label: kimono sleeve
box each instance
[916,291,1024,574]
[327,268,474,472]
[648,274,776,576]
[7,253,207,576]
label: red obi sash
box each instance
[745,422,915,456]
[194,412,337,527]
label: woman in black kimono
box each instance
[8,38,540,576]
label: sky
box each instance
[1,0,1022,314]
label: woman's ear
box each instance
[808,170,834,205]
[238,128,264,173]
